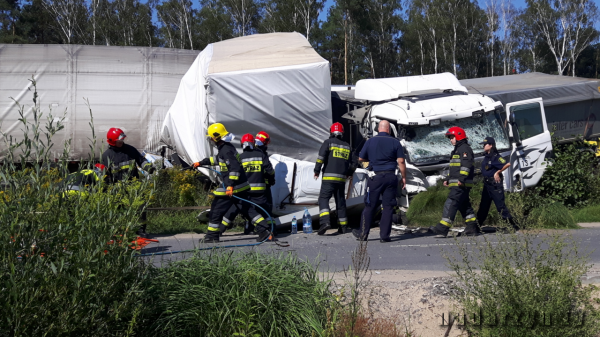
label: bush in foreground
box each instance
[445,232,600,336]
[140,251,334,337]
[0,79,149,336]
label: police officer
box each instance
[429,127,480,238]
[194,123,272,243]
[255,131,273,213]
[314,122,356,235]
[353,120,406,243]
[221,133,275,235]
[101,128,155,183]
[477,137,519,231]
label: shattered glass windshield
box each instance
[402,112,510,165]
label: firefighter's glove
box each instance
[226,186,234,197]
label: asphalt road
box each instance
[141,225,600,280]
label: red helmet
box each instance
[255,131,270,146]
[330,122,344,134]
[445,126,467,141]
[241,133,255,149]
[107,128,126,146]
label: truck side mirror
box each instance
[509,112,516,124]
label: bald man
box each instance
[353,120,407,243]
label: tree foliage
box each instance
[1,0,599,82]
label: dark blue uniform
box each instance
[476,150,515,226]
[356,132,404,241]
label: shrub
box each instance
[445,232,600,336]
[0,79,148,336]
[533,136,600,209]
[151,167,211,207]
[140,251,335,337]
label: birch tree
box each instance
[527,0,599,76]
[362,0,402,78]
[156,0,196,49]
[499,0,517,75]
[221,0,259,36]
[484,0,498,76]
[260,0,324,42]
[42,0,88,43]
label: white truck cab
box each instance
[341,73,552,195]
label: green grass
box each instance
[529,201,578,229]
[570,203,600,223]
[140,251,334,336]
[147,210,247,235]
[147,210,207,234]
[406,183,580,229]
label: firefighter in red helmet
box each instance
[102,127,155,237]
[102,128,154,183]
[221,133,275,236]
[314,122,356,235]
[255,131,274,214]
[429,126,481,238]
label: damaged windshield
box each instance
[402,111,510,165]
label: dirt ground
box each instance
[332,269,600,337]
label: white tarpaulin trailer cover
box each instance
[160,32,332,168]
[0,44,199,160]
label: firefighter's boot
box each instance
[429,223,450,238]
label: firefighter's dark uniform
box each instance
[314,135,353,232]
[477,150,517,228]
[60,168,104,221]
[257,144,273,213]
[101,144,153,183]
[61,169,103,198]
[199,142,270,241]
[102,144,154,235]
[434,139,480,236]
[221,147,275,234]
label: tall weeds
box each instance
[0,78,149,336]
[445,232,600,336]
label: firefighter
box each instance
[429,126,481,238]
[101,128,155,183]
[102,128,155,236]
[194,123,272,243]
[60,164,106,224]
[221,133,275,235]
[314,122,355,235]
[255,131,273,213]
[61,164,107,198]
[476,137,519,231]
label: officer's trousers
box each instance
[207,192,269,240]
[477,179,513,225]
[222,193,270,234]
[439,186,479,229]
[359,172,397,240]
[318,181,348,228]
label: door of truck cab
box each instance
[503,98,552,192]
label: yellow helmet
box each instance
[206,123,229,142]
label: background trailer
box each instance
[0,44,199,160]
